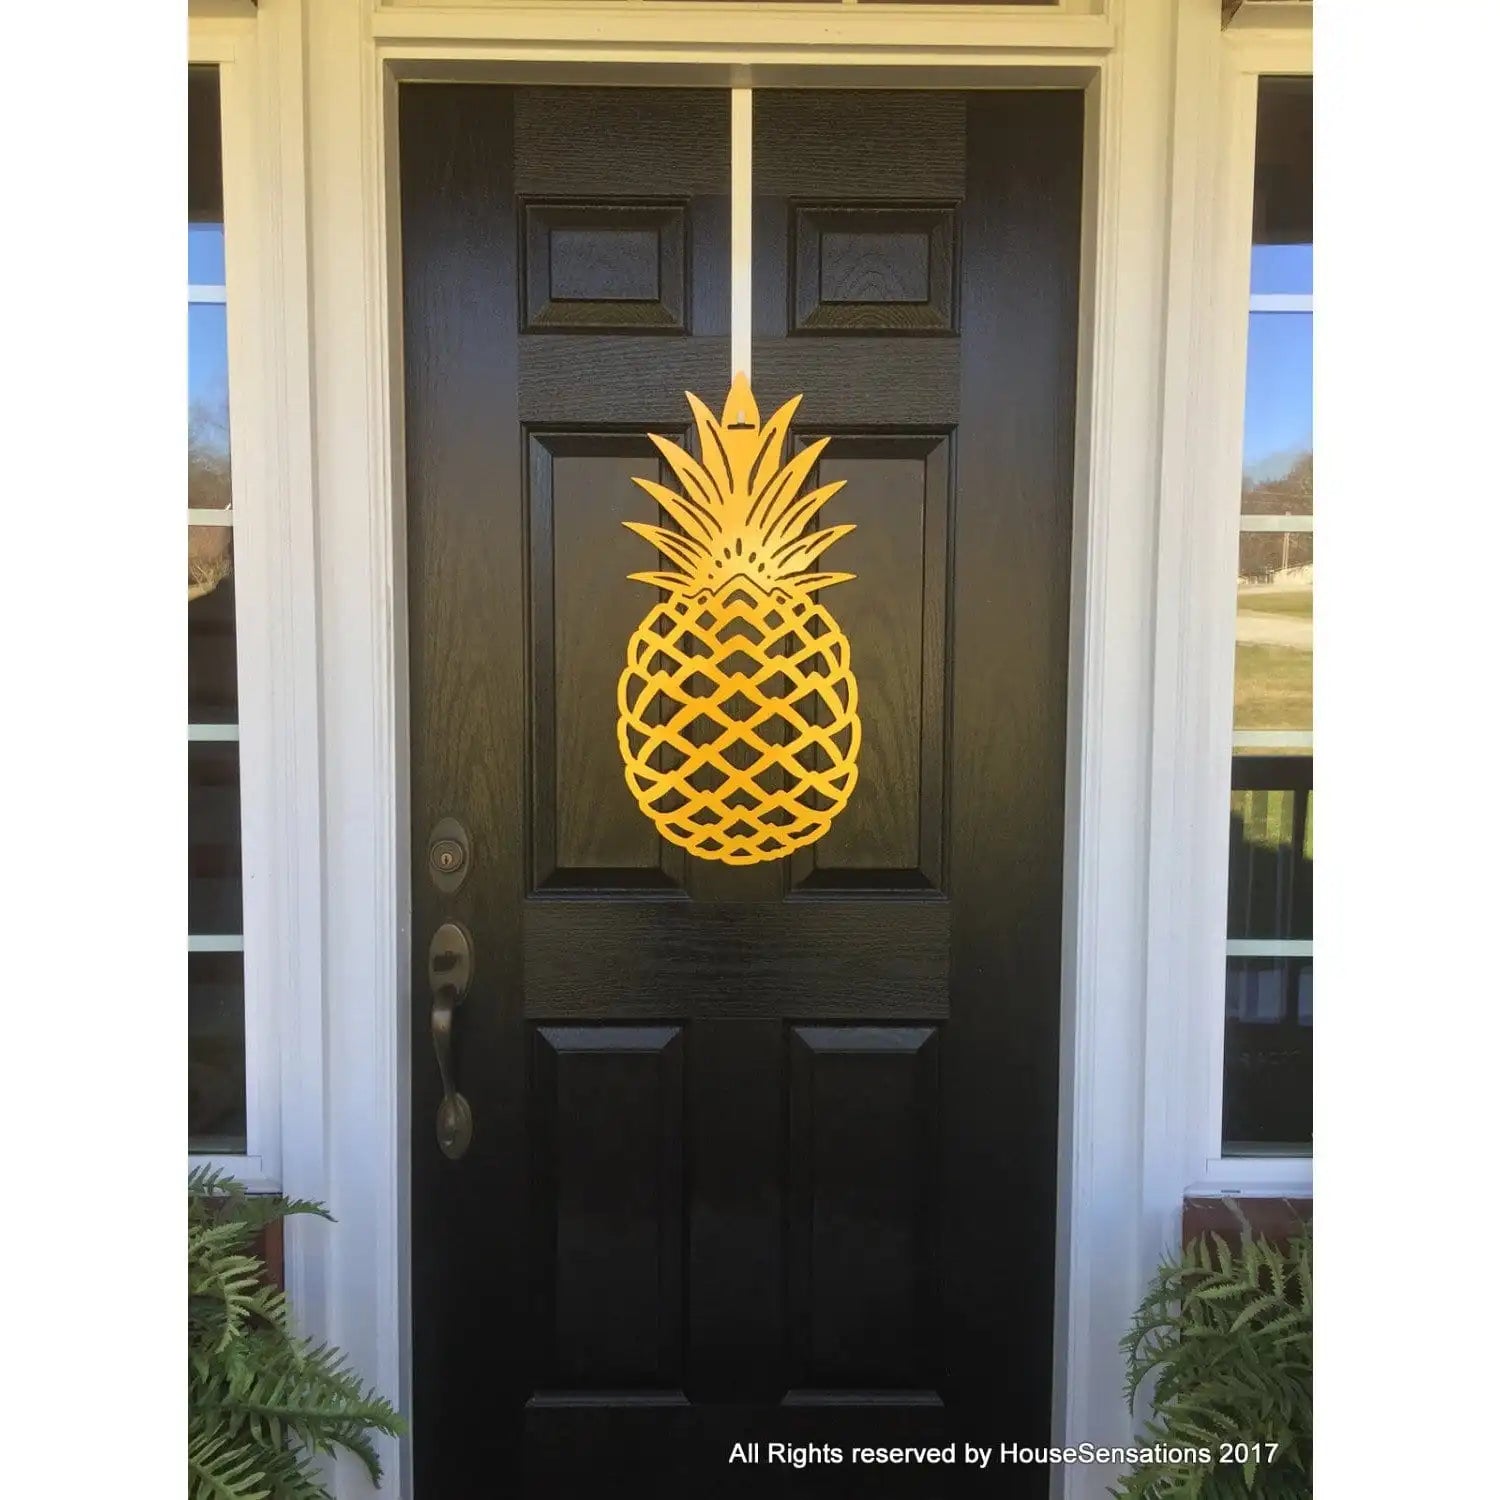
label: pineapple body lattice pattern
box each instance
[617,578,861,864]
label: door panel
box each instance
[528,431,692,891]
[750,89,1081,1476]
[788,1024,940,1389]
[532,1025,685,1385]
[402,84,1082,1497]
[787,434,950,891]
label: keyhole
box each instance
[429,834,468,882]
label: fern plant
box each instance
[1115,1209,1311,1499]
[189,1167,404,1499]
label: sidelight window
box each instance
[1222,76,1313,1155]
[188,64,246,1156]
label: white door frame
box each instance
[221,2,1291,1494]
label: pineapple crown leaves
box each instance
[626,373,854,593]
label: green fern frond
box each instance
[189,1172,404,1499]
[188,1428,270,1500]
[1114,1216,1311,1499]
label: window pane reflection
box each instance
[189,523,234,613]
[188,68,226,285]
[1234,534,1312,732]
[1250,77,1312,295]
[1243,313,1312,507]
[189,531,238,721]
[190,952,246,1153]
[189,303,232,510]
[1228,757,1312,941]
[188,67,223,223]
[1224,74,1313,1157]
[190,225,225,286]
[188,62,245,1158]
[1251,244,1311,298]
[189,740,243,934]
[1223,957,1313,1154]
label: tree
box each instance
[1239,452,1312,582]
[189,400,233,601]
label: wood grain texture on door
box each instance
[402,85,1081,1497]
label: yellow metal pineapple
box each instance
[617,375,861,865]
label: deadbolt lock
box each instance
[427,817,471,893]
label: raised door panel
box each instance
[531,1025,685,1389]
[523,201,688,332]
[516,88,729,427]
[793,205,957,335]
[788,1026,940,1392]
[788,435,950,891]
[528,431,690,891]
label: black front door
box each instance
[401,85,1082,1497]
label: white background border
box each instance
[194,3,1310,1495]
[22,3,1500,1498]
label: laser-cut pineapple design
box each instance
[617,375,861,865]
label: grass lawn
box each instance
[1231,785,1314,859]
[1234,643,1312,729]
[1238,585,1312,618]
[1235,582,1312,731]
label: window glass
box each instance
[1224,76,1313,1156]
[189,532,238,722]
[188,65,245,1154]
[189,69,223,206]
[1223,958,1313,1151]
[189,952,247,1153]
[1234,534,1312,732]
[189,304,232,512]
[1248,77,1312,295]
[188,741,244,935]
[1228,760,1313,942]
[1242,314,1311,508]
[190,225,227,286]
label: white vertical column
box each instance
[730,87,753,384]
[304,0,408,1492]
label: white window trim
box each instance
[189,934,248,953]
[188,21,273,1193]
[1191,1153,1312,1205]
[1239,513,1312,532]
[1212,34,1314,1187]
[1146,16,1314,1212]
[216,1,1315,1495]
[1227,938,1313,959]
[188,11,324,1208]
[1249,292,1312,313]
[1234,728,1313,749]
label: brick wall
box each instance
[1183,1195,1312,1249]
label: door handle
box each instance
[428,921,475,1160]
